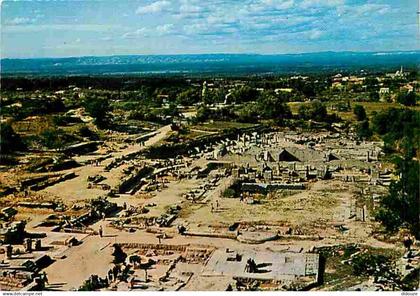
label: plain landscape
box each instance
[0,57,419,291]
[1,0,419,292]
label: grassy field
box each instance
[288,101,420,122]
[181,129,211,140]
[320,246,402,291]
[191,121,258,132]
[12,115,55,136]
[166,121,259,143]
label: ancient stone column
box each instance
[6,245,13,259]
[25,238,33,253]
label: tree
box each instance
[40,129,66,150]
[364,77,378,92]
[78,126,98,140]
[298,104,310,120]
[162,102,180,117]
[203,88,226,105]
[369,91,380,102]
[230,86,259,103]
[0,123,25,153]
[112,244,127,264]
[371,108,419,155]
[176,88,200,106]
[194,106,212,123]
[83,97,110,128]
[353,105,367,121]
[375,158,419,238]
[236,102,259,123]
[301,83,316,98]
[397,91,417,106]
[351,253,391,276]
[298,100,328,122]
[356,120,372,139]
[257,92,291,124]
[406,70,418,81]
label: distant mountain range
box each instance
[1,51,419,76]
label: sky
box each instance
[1,0,418,58]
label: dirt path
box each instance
[44,233,114,290]
[40,125,172,203]
[189,128,218,135]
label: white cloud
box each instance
[300,0,344,9]
[308,29,323,40]
[156,24,174,35]
[122,28,148,39]
[2,0,416,57]
[122,24,175,39]
[2,24,125,33]
[136,1,171,14]
[5,17,34,25]
[183,21,238,36]
[183,23,209,35]
[246,0,294,13]
[337,4,390,17]
[180,4,203,14]
[262,0,295,10]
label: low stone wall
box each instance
[117,242,188,252]
[145,125,268,159]
[241,182,305,194]
[30,172,76,191]
[237,232,278,244]
[183,231,237,240]
[117,166,153,194]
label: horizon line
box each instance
[2,49,420,61]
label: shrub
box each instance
[0,123,25,153]
[351,253,390,276]
[353,105,367,121]
[78,126,98,140]
[223,188,236,198]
